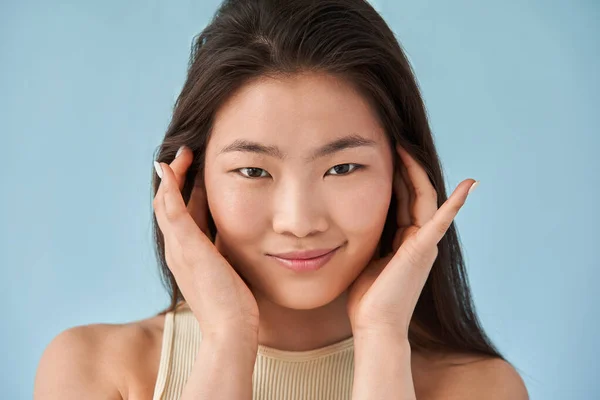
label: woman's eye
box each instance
[237,167,269,179]
[235,163,363,179]
[327,163,363,176]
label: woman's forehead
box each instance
[208,74,386,155]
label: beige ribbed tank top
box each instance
[152,303,355,400]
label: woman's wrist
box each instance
[181,332,257,400]
[202,329,259,356]
[352,330,415,400]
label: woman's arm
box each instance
[351,330,416,400]
[351,330,530,400]
[180,331,258,400]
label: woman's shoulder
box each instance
[412,349,528,399]
[34,311,168,400]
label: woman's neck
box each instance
[254,289,353,352]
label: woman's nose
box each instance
[271,185,329,238]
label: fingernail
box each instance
[468,180,479,195]
[154,161,163,179]
[175,146,185,158]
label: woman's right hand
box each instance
[152,146,260,340]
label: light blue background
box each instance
[1,1,597,398]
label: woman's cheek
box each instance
[334,178,392,236]
[208,186,266,238]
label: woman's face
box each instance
[202,72,394,310]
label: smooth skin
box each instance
[153,152,260,340]
[346,144,478,337]
[34,73,528,399]
[199,73,395,352]
[155,142,475,345]
[153,143,525,400]
[33,148,527,399]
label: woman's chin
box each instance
[258,283,346,311]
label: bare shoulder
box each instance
[34,313,166,400]
[413,350,529,400]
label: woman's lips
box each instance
[269,247,339,259]
[268,246,340,272]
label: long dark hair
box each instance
[151,0,504,361]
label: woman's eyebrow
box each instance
[217,133,377,162]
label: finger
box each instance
[398,151,415,225]
[152,162,195,284]
[164,145,211,241]
[169,145,193,191]
[415,179,477,249]
[394,161,411,228]
[396,145,437,227]
[153,161,171,236]
[154,162,219,265]
[187,182,213,241]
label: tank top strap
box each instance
[152,304,203,400]
[152,309,174,400]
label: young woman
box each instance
[34,0,528,399]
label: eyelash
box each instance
[235,163,365,179]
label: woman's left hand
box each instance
[346,144,479,338]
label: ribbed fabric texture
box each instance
[152,304,355,400]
